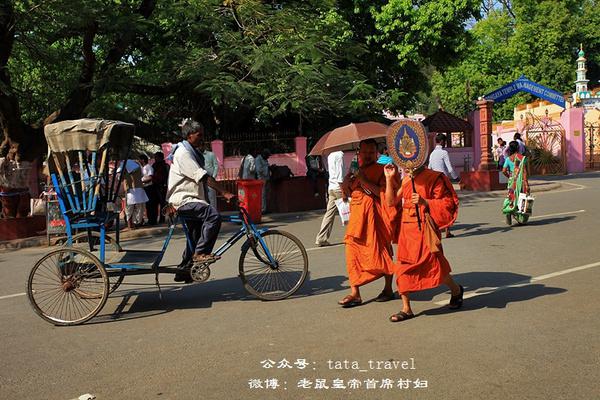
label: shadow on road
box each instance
[407,271,566,317]
[89,272,348,325]
[449,215,576,238]
[450,222,511,237]
[525,216,575,226]
[420,284,566,316]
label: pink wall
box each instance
[561,107,585,173]
[447,148,475,173]
[221,153,300,179]
[162,138,309,179]
[492,125,518,145]
[163,134,479,179]
[294,137,307,176]
[211,140,224,171]
[323,148,473,174]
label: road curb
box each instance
[0,213,285,253]
[529,182,562,193]
[0,225,173,253]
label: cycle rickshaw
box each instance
[27,119,309,326]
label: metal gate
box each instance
[585,118,600,170]
[522,112,567,175]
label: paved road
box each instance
[1,172,599,400]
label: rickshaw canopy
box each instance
[44,119,134,158]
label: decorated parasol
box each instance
[386,119,430,230]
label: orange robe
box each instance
[394,168,459,293]
[345,163,394,286]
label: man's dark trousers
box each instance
[177,201,222,265]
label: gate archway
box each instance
[522,111,567,175]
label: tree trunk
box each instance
[0,2,44,161]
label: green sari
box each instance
[502,154,529,225]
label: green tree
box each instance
[1,0,159,160]
[432,0,600,121]
[1,0,487,164]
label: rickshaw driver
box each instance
[166,119,235,282]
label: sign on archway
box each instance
[484,75,566,108]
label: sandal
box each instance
[374,291,395,302]
[449,285,464,309]
[389,311,415,322]
[338,295,362,308]
[193,253,221,264]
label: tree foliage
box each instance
[1,0,483,161]
[432,0,600,121]
[4,0,595,160]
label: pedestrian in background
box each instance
[306,155,326,197]
[152,151,169,223]
[203,144,219,208]
[495,138,507,169]
[428,133,459,238]
[120,159,148,229]
[255,149,271,213]
[140,154,160,225]
[239,149,257,179]
[514,132,527,155]
[315,150,344,247]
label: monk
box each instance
[384,163,463,321]
[338,139,394,308]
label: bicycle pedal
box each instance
[191,261,208,269]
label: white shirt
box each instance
[117,160,149,204]
[167,144,209,208]
[428,145,458,180]
[327,151,344,191]
[126,188,148,205]
[141,164,154,187]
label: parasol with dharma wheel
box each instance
[386,119,430,230]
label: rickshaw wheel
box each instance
[27,248,109,326]
[70,232,125,294]
[239,230,309,301]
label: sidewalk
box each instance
[454,179,560,202]
[0,180,561,252]
[0,212,288,253]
